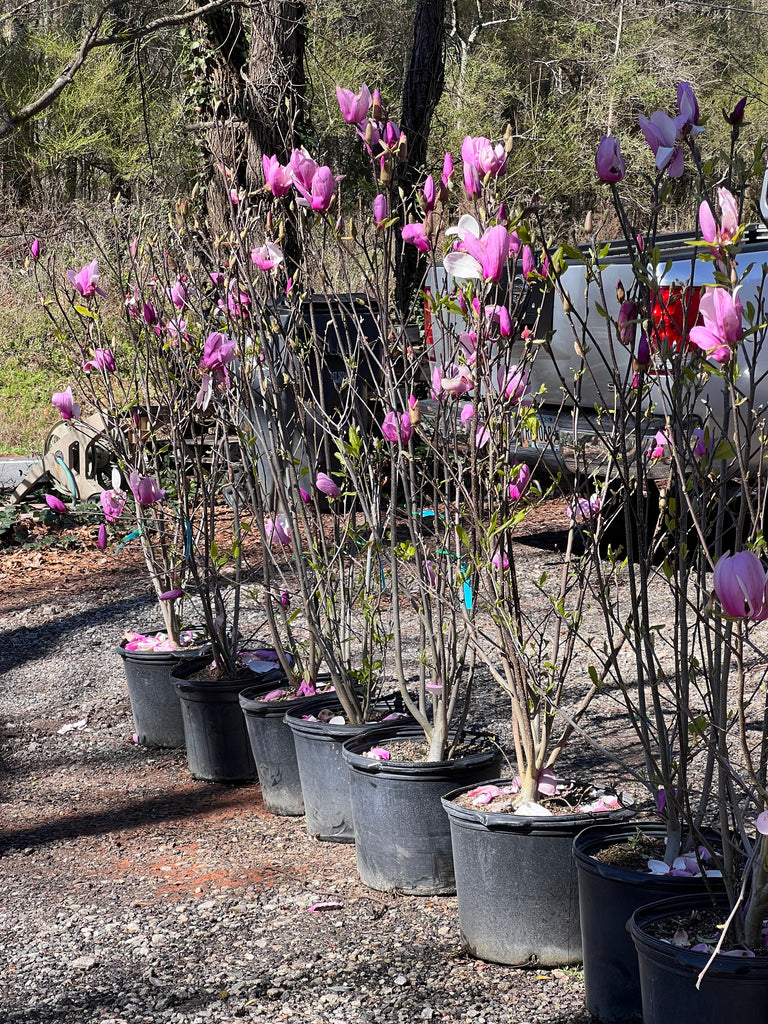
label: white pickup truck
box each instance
[424,175,768,477]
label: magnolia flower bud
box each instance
[372,88,383,121]
[379,154,392,184]
[584,210,593,234]
[397,134,408,161]
[365,121,375,146]
[504,124,514,154]
[616,279,625,303]
[563,291,572,314]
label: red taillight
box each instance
[423,287,434,357]
[651,286,702,353]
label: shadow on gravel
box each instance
[0,782,255,854]
[0,593,156,673]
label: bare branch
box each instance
[0,0,236,141]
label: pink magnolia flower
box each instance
[159,588,183,600]
[201,332,236,373]
[485,304,512,337]
[265,515,292,547]
[461,403,475,424]
[262,154,293,198]
[97,524,108,550]
[280,589,290,609]
[128,471,165,506]
[441,365,474,397]
[373,194,388,228]
[444,224,511,283]
[52,386,78,420]
[441,152,454,188]
[143,300,158,326]
[462,160,481,199]
[294,164,336,211]
[164,318,188,343]
[251,240,284,271]
[384,121,401,150]
[169,279,189,309]
[692,427,709,459]
[430,364,445,401]
[638,111,684,177]
[45,494,67,513]
[460,331,477,365]
[356,117,381,153]
[67,259,106,298]
[724,96,747,126]
[713,550,768,621]
[522,245,536,281]
[336,83,371,124]
[289,147,318,192]
[508,463,531,502]
[595,135,626,183]
[648,430,669,460]
[498,365,531,404]
[492,550,510,571]
[316,472,341,499]
[688,287,743,364]
[676,82,702,138]
[699,188,739,254]
[401,222,431,253]
[100,488,126,522]
[82,348,116,373]
[30,238,40,261]
[618,299,638,347]
[421,174,436,213]
[381,410,414,444]
[568,493,602,522]
[461,135,508,177]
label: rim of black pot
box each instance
[340,724,499,776]
[239,687,335,714]
[441,777,634,833]
[172,654,286,692]
[115,632,212,662]
[629,893,768,975]
[284,691,411,735]
[573,822,726,888]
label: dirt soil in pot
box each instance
[2,495,658,1024]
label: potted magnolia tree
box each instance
[36,235,291,776]
[542,85,768,1021]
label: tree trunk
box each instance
[396,0,446,320]
[196,1,306,267]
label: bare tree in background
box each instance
[396,0,446,318]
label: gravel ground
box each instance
[0,512,642,1024]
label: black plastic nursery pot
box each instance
[239,689,330,816]
[116,641,187,748]
[172,657,282,783]
[442,782,633,967]
[285,696,406,843]
[573,824,720,1024]
[629,894,768,1024]
[341,726,503,896]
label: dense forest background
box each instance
[2,0,768,453]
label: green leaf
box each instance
[73,304,94,318]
